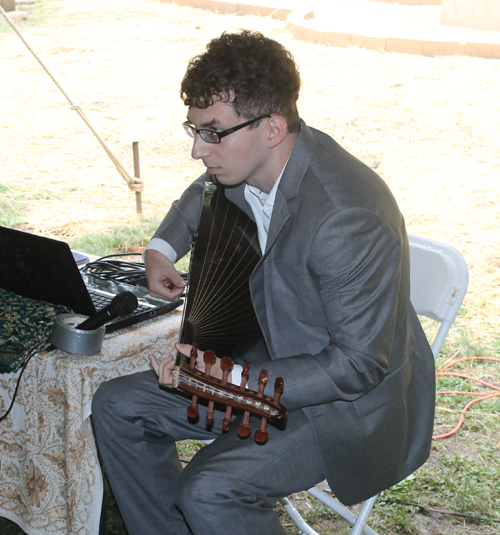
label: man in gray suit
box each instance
[92,30,436,534]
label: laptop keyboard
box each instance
[88,288,151,314]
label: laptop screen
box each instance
[0,226,96,316]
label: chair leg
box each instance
[278,497,321,535]
[306,488,379,535]
[349,495,378,535]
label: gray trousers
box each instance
[91,370,326,535]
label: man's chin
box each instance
[212,174,245,188]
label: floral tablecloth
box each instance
[0,310,182,535]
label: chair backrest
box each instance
[408,233,469,359]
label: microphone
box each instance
[77,291,139,331]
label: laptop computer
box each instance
[0,226,183,333]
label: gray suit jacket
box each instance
[154,121,436,505]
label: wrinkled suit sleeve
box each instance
[152,175,207,259]
[242,207,405,413]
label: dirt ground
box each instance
[2,0,499,340]
[1,1,500,533]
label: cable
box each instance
[317,489,500,525]
[378,499,500,523]
[80,253,188,287]
[433,357,500,440]
[81,253,147,285]
[0,348,48,421]
[373,358,500,525]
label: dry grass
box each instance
[2,0,499,341]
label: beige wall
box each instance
[442,0,500,31]
[0,0,16,12]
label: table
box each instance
[0,310,182,535]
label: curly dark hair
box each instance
[180,31,301,133]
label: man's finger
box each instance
[167,272,187,289]
[149,354,159,373]
[175,343,193,357]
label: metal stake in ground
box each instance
[132,141,143,215]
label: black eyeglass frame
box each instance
[182,114,271,144]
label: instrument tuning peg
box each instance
[238,411,252,438]
[220,356,234,431]
[274,377,284,400]
[187,395,199,419]
[203,350,217,377]
[220,356,233,377]
[240,363,249,390]
[189,344,198,371]
[254,371,270,444]
[255,425,268,445]
[258,370,268,389]
[206,401,215,426]
[222,406,232,431]
[203,350,217,425]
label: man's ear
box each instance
[267,115,287,148]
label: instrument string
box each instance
[189,204,249,321]
[190,290,253,326]
[188,187,259,341]
[187,186,224,319]
[188,231,259,328]
[192,291,255,331]
[190,309,259,342]
[188,299,259,353]
[178,184,225,347]
[188,271,258,344]
[180,183,261,356]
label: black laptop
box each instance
[0,226,182,333]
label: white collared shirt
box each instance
[243,169,284,254]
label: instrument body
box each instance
[178,181,262,354]
[172,182,286,441]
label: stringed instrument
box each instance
[172,181,286,444]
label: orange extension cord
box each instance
[433,357,500,440]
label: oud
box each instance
[171,181,286,444]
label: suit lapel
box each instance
[264,121,319,256]
[224,183,253,218]
[223,121,320,259]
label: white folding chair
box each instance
[280,233,469,535]
[406,233,469,360]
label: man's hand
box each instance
[149,353,176,386]
[149,343,229,387]
[144,249,186,301]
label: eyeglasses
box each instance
[182,115,271,144]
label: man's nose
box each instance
[191,134,211,160]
